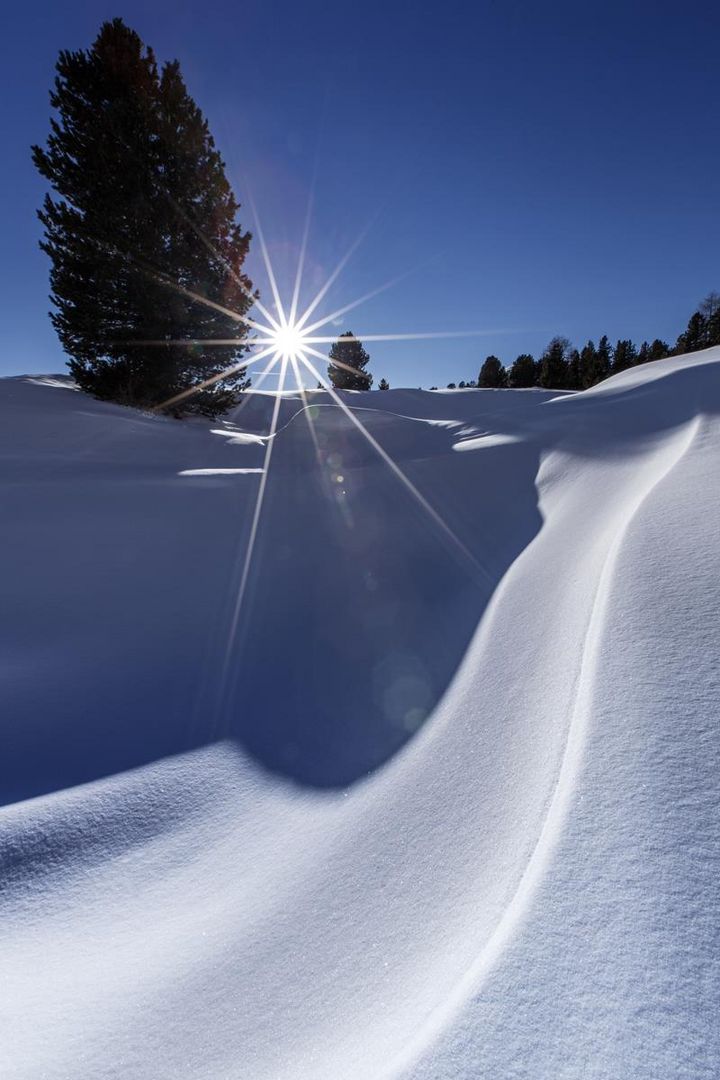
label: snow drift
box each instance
[1,350,719,1079]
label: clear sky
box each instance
[1,1,718,387]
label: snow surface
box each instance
[1,351,719,1079]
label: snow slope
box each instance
[1,351,719,1079]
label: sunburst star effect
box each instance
[139,196,506,694]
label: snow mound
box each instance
[1,349,719,1079]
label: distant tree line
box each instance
[439,293,720,391]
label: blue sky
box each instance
[1,0,718,387]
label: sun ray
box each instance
[299,262,435,337]
[227,354,282,422]
[248,328,512,355]
[106,242,276,337]
[290,354,323,463]
[247,188,288,330]
[302,329,511,344]
[221,354,289,681]
[152,343,279,413]
[300,348,493,586]
[288,174,316,329]
[293,215,379,333]
[310,347,375,386]
[130,326,509,350]
[123,338,274,348]
[165,193,281,332]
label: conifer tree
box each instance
[378,377,390,390]
[578,336,611,387]
[478,355,507,388]
[611,339,638,375]
[507,353,536,388]
[32,19,254,415]
[538,337,570,389]
[675,312,707,354]
[675,294,720,354]
[648,339,670,361]
[633,339,668,367]
[578,340,597,388]
[566,348,581,389]
[596,335,613,381]
[328,332,372,390]
[697,293,720,348]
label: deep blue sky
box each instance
[1,1,718,387]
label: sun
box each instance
[270,320,309,362]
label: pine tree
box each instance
[648,339,670,361]
[507,353,536,388]
[478,355,507,388]
[538,337,570,389]
[578,340,597,388]
[327,331,372,389]
[675,312,707,354]
[578,336,611,387]
[32,19,254,415]
[596,335,613,381]
[566,348,581,389]
[611,339,638,375]
[378,377,390,390]
[699,292,720,343]
[675,294,720,354]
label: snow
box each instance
[1,350,719,1079]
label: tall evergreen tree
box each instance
[32,19,254,415]
[648,339,670,361]
[675,295,720,354]
[378,377,390,390]
[578,340,597,388]
[611,339,638,375]
[538,337,570,389]
[478,355,507,388]
[697,293,720,347]
[328,331,372,390]
[578,336,611,387]
[566,348,581,390]
[675,311,707,355]
[507,353,536,388]
[635,339,669,367]
[596,335,613,381]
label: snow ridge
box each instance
[1,350,719,1080]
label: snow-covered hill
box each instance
[1,351,719,1079]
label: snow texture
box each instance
[1,350,719,1079]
